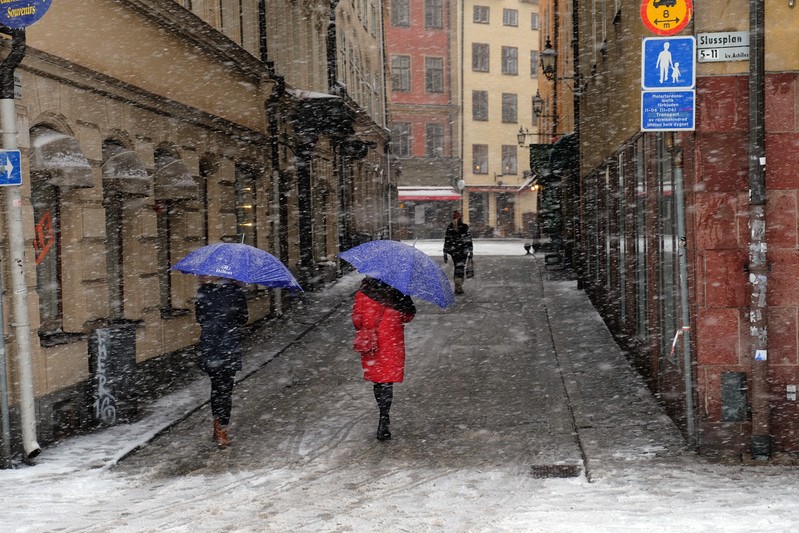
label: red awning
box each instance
[398,186,461,201]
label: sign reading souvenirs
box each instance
[0,0,52,29]
[640,0,692,36]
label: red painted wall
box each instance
[692,73,799,455]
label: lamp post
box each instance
[540,38,558,81]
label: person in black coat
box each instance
[443,210,473,295]
[195,276,249,448]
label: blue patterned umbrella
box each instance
[340,240,454,308]
[173,243,302,291]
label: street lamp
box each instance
[540,38,558,81]
[517,127,529,147]
[532,90,555,119]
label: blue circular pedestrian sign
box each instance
[0,0,52,29]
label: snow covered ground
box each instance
[1,240,798,532]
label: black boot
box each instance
[377,415,391,441]
[373,382,394,441]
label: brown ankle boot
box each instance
[454,279,464,294]
[213,418,231,448]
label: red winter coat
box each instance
[352,290,415,383]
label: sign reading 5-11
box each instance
[640,0,693,37]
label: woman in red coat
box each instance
[352,277,416,440]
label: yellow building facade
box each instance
[458,0,541,237]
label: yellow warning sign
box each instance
[640,0,692,36]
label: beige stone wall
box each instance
[0,0,390,410]
[27,0,271,133]
[7,65,274,395]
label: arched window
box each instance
[29,125,93,338]
[101,139,149,321]
[155,147,198,313]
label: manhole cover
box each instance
[530,464,582,478]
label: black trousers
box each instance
[208,368,236,426]
[451,253,468,280]
[373,382,394,418]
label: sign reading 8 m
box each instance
[640,0,693,37]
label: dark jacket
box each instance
[195,279,249,374]
[444,221,473,259]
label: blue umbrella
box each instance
[339,240,454,308]
[173,242,302,291]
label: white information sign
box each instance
[697,31,749,63]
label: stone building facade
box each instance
[0,0,392,458]
[549,0,799,459]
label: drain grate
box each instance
[530,464,582,478]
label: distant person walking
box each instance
[352,277,416,441]
[443,210,473,295]
[195,276,249,448]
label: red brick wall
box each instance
[693,73,799,455]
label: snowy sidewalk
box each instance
[14,272,362,475]
[542,276,687,480]
[9,239,686,481]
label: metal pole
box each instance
[748,0,769,460]
[0,29,40,459]
[0,257,11,468]
[672,145,696,449]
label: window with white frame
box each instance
[391,55,411,91]
[425,57,444,93]
[472,144,488,174]
[472,90,489,121]
[472,43,490,72]
[425,0,443,28]
[503,9,518,27]
[502,46,518,75]
[391,0,410,25]
[473,5,489,23]
[502,145,518,174]
[502,93,518,123]
[392,122,412,156]
[426,123,445,158]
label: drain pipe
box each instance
[0,29,40,460]
[747,0,769,460]
[671,139,696,449]
[0,258,10,468]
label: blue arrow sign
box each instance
[0,150,22,186]
[642,36,696,90]
[0,0,52,29]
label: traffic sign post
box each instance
[641,36,696,132]
[0,0,53,462]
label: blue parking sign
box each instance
[642,36,696,90]
[0,150,22,186]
